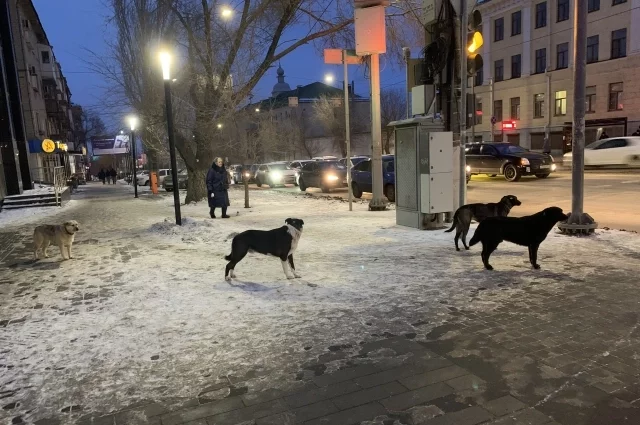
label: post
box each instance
[164,80,182,225]
[471,83,476,143]
[343,50,353,212]
[458,0,468,208]
[244,167,250,208]
[368,53,387,211]
[131,128,138,198]
[403,47,410,119]
[558,0,596,235]
[490,78,495,140]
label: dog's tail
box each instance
[469,226,483,247]
[224,254,233,261]
[444,210,458,232]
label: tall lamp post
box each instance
[159,51,182,225]
[127,115,139,198]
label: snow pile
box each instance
[0,200,79,227]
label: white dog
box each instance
[33,220,80,260]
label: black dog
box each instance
[469,206,568,270]
[445,195,521,251]
[224,218,304,281]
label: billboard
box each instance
[91,135,130,155]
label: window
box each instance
[534,94,545,118]
[611,28,627,59]
[476,101,483,125]
[586,86,596,113]
[494,59,504,82]
[587,35,599,63]
[556,43,569,69]
[475,67,484,87]
[466,145,481,155]
[22,19,29,29]
[557,0,569,22]
[494,18,504,41]
[588,0,600,12]
[41,51,50,64]
[511,11,522,36]
[510,97,521,120]
[535,48,547,74]
[494,100,503,122]
[555,90,567,116]
[511,54,521,78]
[612,0,627,5]
[536,2,547,28]
[480,145,498,155]
[608,82,623,111]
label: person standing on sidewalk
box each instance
[206,157,230,219]
[109,167,117,184]
[98,169,106,184]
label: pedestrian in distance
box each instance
[599,131,609,140]
[98,169,106,185]
[109,167,117,184]
[206,157,231,219]
[632,127,640,136]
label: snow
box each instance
[0,200,79,227]
[5,185,57,198]
[1,187,640,423]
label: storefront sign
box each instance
[42,139,56,153]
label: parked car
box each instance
[465,142,556,182]
[339,156,370,168]
[227,164,243,184]
[351,155,396,202]
[298,160,348,193]
[137,168,170,186]
[563,137,640,167]
[312,156,338,161]
[466,165,471,184]
[289,160,314,186]
[163,169,188,191]
[254,162,297,187]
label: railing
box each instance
[31,166,56,185]
[53,166,66,206]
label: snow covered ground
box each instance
[1,186,640,423]
[0,200,79,227]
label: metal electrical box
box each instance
[390,118,454,230]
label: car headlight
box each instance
[521,158,530,166]
[271,172,282,180]
[551,164,557,171]
[465,165,471,172]
[326,174,339,181]
[244,172,251,177]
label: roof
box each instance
[249,82,364,111]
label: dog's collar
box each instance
[65,228,75,236]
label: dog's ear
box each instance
[285,218,292,225]
[300,219,304,225]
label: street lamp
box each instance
[159,50,182,225]
[127,115,139,199]
[221,6,233,19]
[255,108,260,113]
[324,73,334,84]
[217,123,223,129]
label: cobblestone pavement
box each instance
[1,184,640,425]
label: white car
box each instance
[289,160,314,186]
[564,137,640,166]
[137,169,170,186]
[254,162,297,187]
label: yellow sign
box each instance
[42,139,56,153]
[82,146,87,155]
[56,141,68,152]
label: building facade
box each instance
[472,0,640,154]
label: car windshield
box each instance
[322,162,346,170]
[585,140,606,149]
[492,144,529,155]
[269,163,291,171]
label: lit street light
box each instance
[255,108,260,113]
[127,115,139,199]
[217,123,223,129]
[221,6,233,19]
[324,73,334,84]
[159,50,182,225]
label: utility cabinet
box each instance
[390,118,454,230]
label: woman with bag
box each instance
[206,157,230,219]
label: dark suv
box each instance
[298,161,348,193]
[465,142,556,182]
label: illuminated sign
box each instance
[42,139,55,153]
[502,120,517,130]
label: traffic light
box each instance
[467,10,483,76]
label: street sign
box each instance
[324,49,361,65]
[490,116,497,125]
[502,120,517,130]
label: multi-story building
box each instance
[471,0,640,154]
[8,0,77,184]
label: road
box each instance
[246,170,640,232]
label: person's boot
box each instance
[210,208,216,219]
[221,207,230,218]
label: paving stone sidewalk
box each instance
[2,185,640,425]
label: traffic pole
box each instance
[343,49,353,212]
[458,0,468,209]
[368,53,387,211]
[558,0,596,235]
[131,128,138,198]
[163,79,182,225]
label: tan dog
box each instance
[33,220,80,260]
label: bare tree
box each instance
[77,110,107,143]
[313,95,369,157]
[98,0,424,202]
[380,88,406,154]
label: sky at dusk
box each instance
[32,0,406,130]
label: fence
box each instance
[53,166,66,206]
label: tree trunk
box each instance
[185,167,208,204]
[383,130,391,155]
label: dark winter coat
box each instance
[98,170,106,180]
[206,163,230,208]
[110,169,117,177]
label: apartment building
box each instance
[471,0,640,154]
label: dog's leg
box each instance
[34,247,39,260]
[59,244,68,260]
[67,244,74,259]
[225,261,237,281]
[281,257,295,279]
[528,244,541,269]
[481,241,499,270]
[288,255,301,278]
[454,230,461,251]
[461,221,471,250]
[43,241,50,258]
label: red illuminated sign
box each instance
[502,120,517,130]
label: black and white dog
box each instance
[224,218,304,281]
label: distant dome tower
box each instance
[271,63,291,97]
